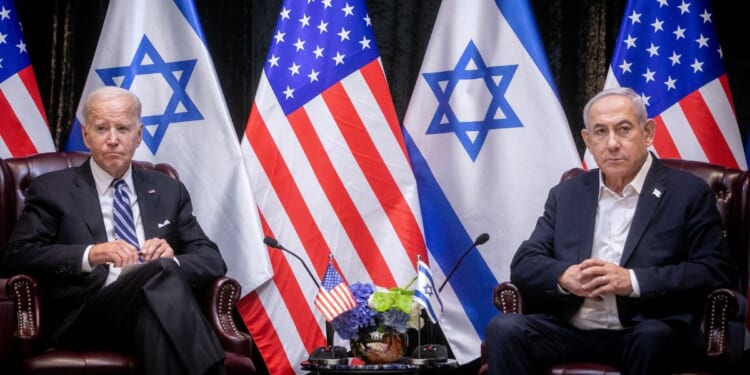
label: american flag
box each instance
[584,0,746,170]
[238,0,427,372]
[314,261,356,322]
[0,0,54,158]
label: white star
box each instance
[642,68,656,83]
[279,7,291,20]
[619,59,632,73]
[678,0,691,14]
[646,43,660,57]
[0,32,7,44]
[332,51,345,65]
[363,14,372,27]
[0,6,10,20]
[313,45,324,59]
[657,0,669,7]
[628,10,642,24]
[690,58,704,73]
[651,18,664,32]
[283,85,295,99]
[267,54,280,67]
[673,25,686,40]
[317,20,328,34]
[664,76,677,90]
[668,51,682,66]
[299,14,311,28]
[288,62,301,76]
[700,9,712,23]
[341,2,355,17]
[16,40,26,53]
[624,34,637,49]
[293,38,306,51]
[274,30,286,44]
[322,0,332,9]
[359,36,371,50]
[308,69,320,83]
[695,33,709,48]
[718,46,723,59]
[641,92,651,106]
[337,27,351,42]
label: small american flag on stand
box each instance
[585,0,746,169]
[314,260,356,322]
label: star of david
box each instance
[422,284,434,297]
[422,40,521,161]
[95,35,203,154]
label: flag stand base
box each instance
[404,344,448,365]
[307,345,348,365]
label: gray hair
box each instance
[582,87,648,129]
[82,86,142,125]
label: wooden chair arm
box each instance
[201,276,253,357]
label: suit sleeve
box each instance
[167,181,227,290]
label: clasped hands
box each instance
[89,238,174,267]
[558,259,633,298]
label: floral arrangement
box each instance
[331,281,421,340]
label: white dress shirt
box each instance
[81,160,145,286]
[569,154,651,330]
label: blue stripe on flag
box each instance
[65,118,86,151]
[172,0,206,45]
[495,0,559,98]
[403,129,498,338]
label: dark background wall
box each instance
[16,0,749,159]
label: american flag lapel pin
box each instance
[652,188,662,198]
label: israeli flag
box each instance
[402,0,581,363]
[414,256,443,323]
[65,0,272,293]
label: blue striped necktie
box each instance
[112,179,140,250]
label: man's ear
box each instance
[581,128,592,150]
[643,119,656,147]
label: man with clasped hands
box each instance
[485,87,734,374]
[1,86,228,375]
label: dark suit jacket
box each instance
[510,157,735,338]
[1,159,226,337]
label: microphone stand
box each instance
[264,236,348,364]
[407,233,490,365]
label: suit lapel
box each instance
[71,160,108,243]
[578,171,600,262]
[133,169,159,239]
[621,159,667,265]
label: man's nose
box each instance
[105,129,119,143]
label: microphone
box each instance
[438,233,490,293]
[263,236,347,364]
[264,236,320,289]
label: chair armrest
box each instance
[201,276,253,357]
[5,274,42,359]
[492,281,524,314]
[702,288,741,357]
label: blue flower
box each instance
[331,282,416,340]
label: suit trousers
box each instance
[485,313,695,375]
[56,259,226,375]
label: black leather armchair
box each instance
[0,151,256,375]
[478,158,750,375]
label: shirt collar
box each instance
[598,153,652,197]
[90,158,135,195]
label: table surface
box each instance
[301,359,460,374]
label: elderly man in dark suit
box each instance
[1,86,227,375]
[484,87,735,375]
